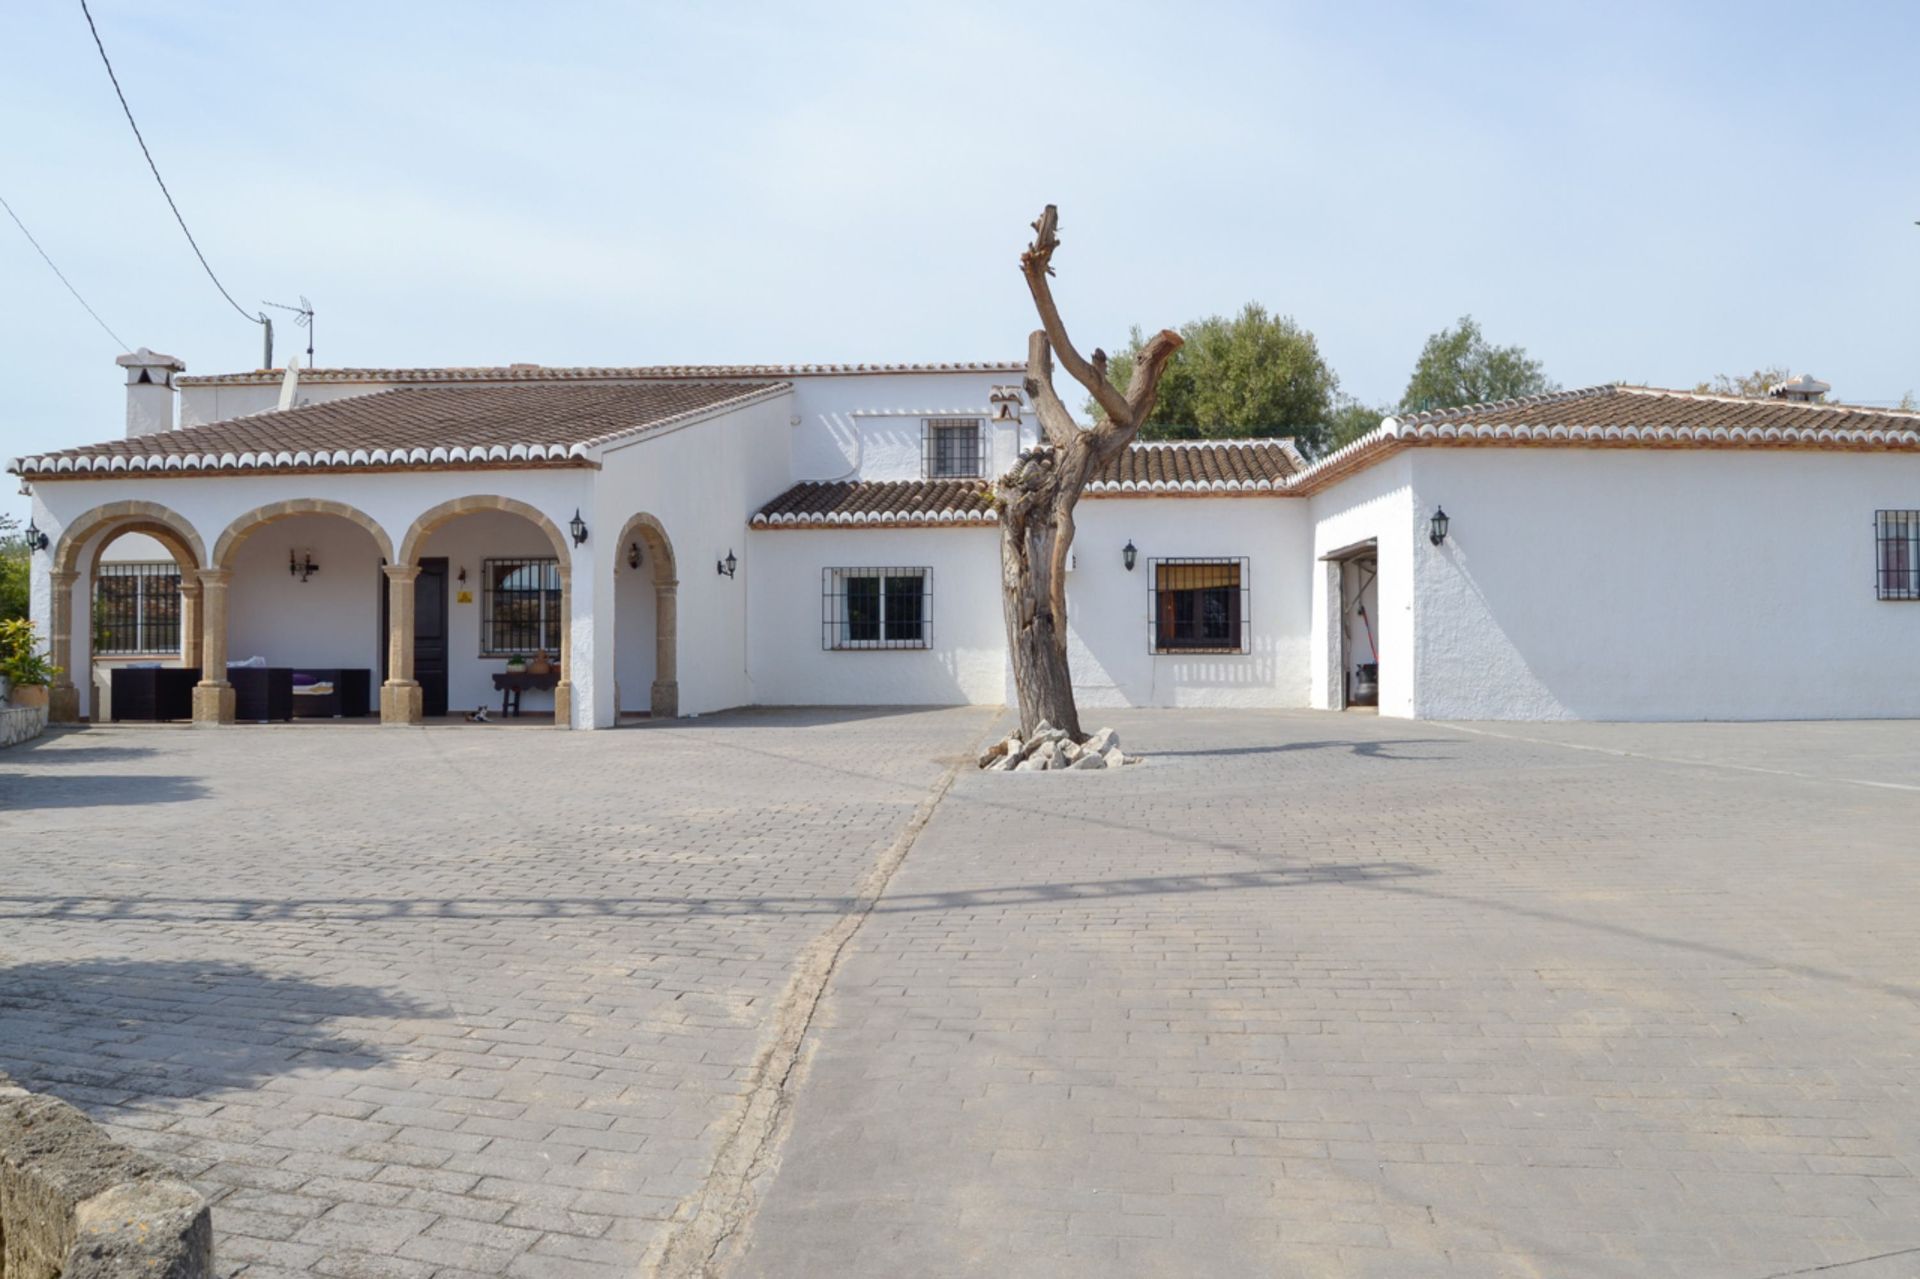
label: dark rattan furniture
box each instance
[110,666,200,722]
[290,668,372,719]
[230,667,294,723]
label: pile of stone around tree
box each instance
[978,723,1139,771]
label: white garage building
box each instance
[13,353,1920,726]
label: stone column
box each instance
[552,566,573,729]
[380,565,423,725]
[651,580,679,718]
[190,570,235,725]
[178,579,203,669]
[46,570,80,723]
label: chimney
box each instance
[116,347,187,437]
[1767,373,1830,404]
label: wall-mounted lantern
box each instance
[456,566,468,584]
[569,509,589,546]
[1123,539,1138,572]
[627,541,643,571]
[1428,506,1450,546]
[22,519,48,552]
[717,549,738,579]
[288,549,320,582]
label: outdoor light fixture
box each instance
[627,541,642,570]
[1123,539,1138,572]
[288,549,320,582]
[22,519,48,552]
[717,549,738,579]
[1429,506,1450,546]
[456,566,468,584]
[569,509,589,546]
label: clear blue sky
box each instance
[5,1,1918,524]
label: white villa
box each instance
[12,351,1920,728]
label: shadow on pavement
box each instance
[0,958,434,1102]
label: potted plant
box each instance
[0,618,61,705]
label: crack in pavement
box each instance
[649,739,987,1278]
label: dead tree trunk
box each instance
[998,205,1182,741]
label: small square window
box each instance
[923,418,984,478]
[1151,559,1249,653]
[824,568,931,649]
[482,557,562,655]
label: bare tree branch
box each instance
[1020,205,1132,428]
[1023,331,1081,449]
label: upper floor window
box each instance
[1151,559,1250,653]
[923,418,984,478]
[94,563,181,655]
[823,567,931,650]
[482,557,562,655]
[1878,510,1919,601]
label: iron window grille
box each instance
[481,557,562,655]
[922,418,985,478]
[823,567,932,649]
[1149,558,1250,653]
[93,563,181,655]
[1877,510,1920,600]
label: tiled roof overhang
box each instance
[175,361,1026,388]
[10,381,790,479]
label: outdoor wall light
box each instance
[22,519,48,552]
[569,509,589,546]
[288,549,320,582]
[1429,506,1450,546]
[717,549,738,579]
[1123,539,1138,572]
[627,541,643,570]
[457,566,468,584]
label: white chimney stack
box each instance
[116,347,187,437]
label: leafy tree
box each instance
[0,515,30,625]
[1105,303,1340,454]
[1401,315,1556,413]
[1694,367,1794,398]
[1325,396,1387,452]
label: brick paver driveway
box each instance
[0,708,994,1278]
[732,712,1920,1279]
[4,709,1919,1278]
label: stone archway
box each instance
[613,512,678,719]
[390,496,575,727]
[46,500,206,723]
[193,499,396,724]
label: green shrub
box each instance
[0,618,60,687]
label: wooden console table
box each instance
[490,670,559,718]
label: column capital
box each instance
[383,564,420,583]
[49,569,77,587]
[196,568,232,588]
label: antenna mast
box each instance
[262,296,315,365]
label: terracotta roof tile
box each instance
[176,361,1025,388]
[1088,439,1304,492]
[1400,384,1920,434]
[752,480,996,529]
[12,382,786,478]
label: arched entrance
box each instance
[392,496,574,727]
[48,500,206,723]
[613,512,678,719]
[195,500,395,724]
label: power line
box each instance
[0,189,130,351]
[79,0,262,331]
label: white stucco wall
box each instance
[747,526,1004,706]
[588,392,794,722]
[1308,456,1416,717]
[1065,497,1313,708]
[1406,448,1920,721]
[226,512,385,679]
[785,372,1032,482]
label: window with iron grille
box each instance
[481,557,562,655]
[922,418,984,478]
[93,563,181,655]
[1877,510,1920,600]
[1149,558,1250,653]
[822,568,932,649]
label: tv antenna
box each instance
[262,296,315,365]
